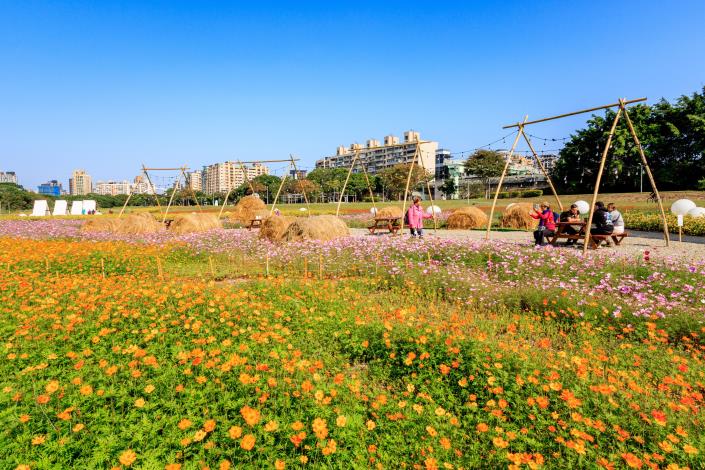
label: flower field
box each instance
[1,221,705,469]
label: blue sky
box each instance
[1,0,704,190]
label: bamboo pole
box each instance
[142,166,162,214]
[583,107,623,254]
[503,98,646,128]
[290,155,311,216]
[209,256,215,277]
[520,130,563,211]
[336,149,359,216]
[319,252,323,279]
[156,256,164,279]
[620,101,670,246]
[357,156,377,214]
[400,145,421,234]
[414,142,438,232]
[269,162,291,216]
[218,188,234,219]
[485,116,527,240]
[118,190,133,218]
[162,172,182,223]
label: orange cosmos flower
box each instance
[45,380,60,394]
[240,434,255,451]
[274,459,286,470]
[476,423,489,433]
[203,419,216,432]
[336,415,347,427]
[32,435,46,445]
[264,420,279,432]
[683,444,699,455]
[621,453,642,468]
[312,418,328,440]
[119,449,137,467]
[19,414,30,423]
[193,430,207,442]
[493,437,509,449]
[228,426,243,439]
[165,464,182,470]
[240,406,261,426]
[177,419,192,430]
[36,394,50,404]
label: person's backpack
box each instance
[553,211,560,223]
[404,208,410,225]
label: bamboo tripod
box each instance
[491,98,670,253]
[335,148,378,217]
[119,165,202,221]
[269,155,311,217]
[400,142,438,234]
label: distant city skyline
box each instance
[2,1,704,189]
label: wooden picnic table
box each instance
[368,217,401,235]
[548,221,629,248]
[247,218,263,230]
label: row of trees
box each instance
[552,87,705,193]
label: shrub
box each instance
[624,211,705,236]
[496,191,510,199]
[521,189,543,197]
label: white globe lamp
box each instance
[670,199,696,216]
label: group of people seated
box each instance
[530,201,624,246]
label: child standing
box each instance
[406,196,432,238]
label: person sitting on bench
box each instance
[608,203,625,235]
[559,203,582,246]
[590,201,614,245]
[530,202,556,246]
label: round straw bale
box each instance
[375,206,403,219]
[170,213,222,234]
[281,215,349,242]
[259,215,293,242]
[230,195,267,223]
[446,206,488,229]
[82,213,164,234]
[500,203,537,230]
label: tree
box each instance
[0,183,37,211]
[552,87,705,193]
[378,164,430,200]
[464,150,506,198]
[439,178,457,199]
[285,179,320,200]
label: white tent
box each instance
[83,200,97,213]
[70,200,84,215]
[53,200,68,216]
[31,200,50,217]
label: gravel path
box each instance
[350,228,705,263]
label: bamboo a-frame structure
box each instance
[119,165,202,222]
[487,98,670,253]
[216,156,311,218]
[332,140,438,233]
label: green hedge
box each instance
[624,211,705,236]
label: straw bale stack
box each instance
[280,215,349,242]
[230,195,266,224]
[259,215,294,242]
[446,206,488,229]
[82,213,164,234]
[375,206,403,219]
[500,203,537,230]
[170,213,222,234]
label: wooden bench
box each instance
[368,217,401,235]
[588,232,629,248]
[247,218,263,230]
[164,219,175,229]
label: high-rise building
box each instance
[201,162,269,195]
[94,180,131,196]
[315,131,438,175]
[0,171,17,184]
[37,180,63,196]
[186,170,203,192]
[69,169,92,195]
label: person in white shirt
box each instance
[608,203,625,235]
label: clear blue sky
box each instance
[1,0,704,190]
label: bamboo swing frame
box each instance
[119,165,202,221]
[486,97,670,254]
[333,141,438,234]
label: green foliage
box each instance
[378,164,430,200]
[521,189,543,197]
[464,150,505,180]
[553,87,705,192]
[439,178,457,198]
[0,183,40,210]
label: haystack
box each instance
[375,206,403,219]
[259,215,293,242]
[81,213,164,234]
[500,203,536,230]
[281,215,349,242]
[170,213,222,234]
[446,206,488,229]
[230,195,266,224]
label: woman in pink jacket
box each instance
[406,196,433,238]
[529,202,556,246]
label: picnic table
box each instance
[548,221,628,248]
[368,217,401,235]
[247,218,263,230]
[164,218,175,229]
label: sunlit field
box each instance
[1,216,704,469]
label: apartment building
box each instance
[201,162,269,195]
[186,170,203,192]
[37,180,63,196]
[94,180,132,196]
[315,131,438,175]
[69,169,92,195]
[0,171,17,184]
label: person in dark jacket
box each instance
[559,203,582,246]
[590,201,614,236]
